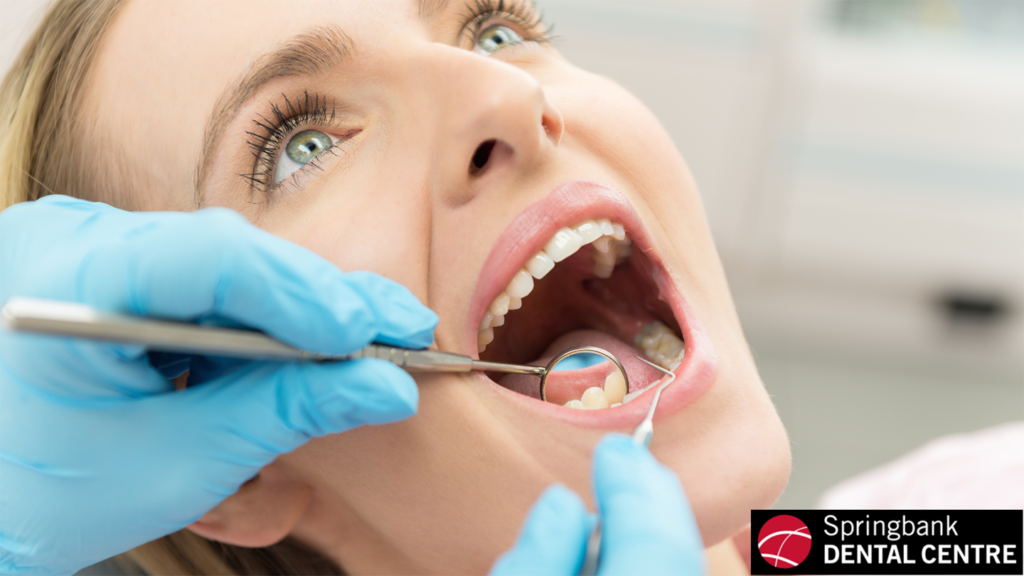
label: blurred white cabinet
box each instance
[747,7,1023,371]
[540,0,1024,373]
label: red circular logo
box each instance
[757,515,812,568]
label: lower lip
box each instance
[469,183,719,428]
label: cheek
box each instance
[553,70,681,183]
[257,167,432,298]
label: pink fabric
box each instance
[818,421,1024,509]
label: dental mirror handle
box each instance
[1,297,548,377]
[2,297,323,361]
[347,344,545,376]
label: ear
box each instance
[186,459,312,547]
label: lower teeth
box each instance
[635,321,685,371]
[562,369,628,410]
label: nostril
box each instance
[469,139,497,175]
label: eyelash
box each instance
[244,0,552,195]
[459,0,554,46]
[243,90,340,194]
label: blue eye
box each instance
[274,129,334,184]
[474,24,523,55]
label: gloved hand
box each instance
[0,195,437,575]
[490,434,706,576]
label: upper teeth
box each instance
[476,221,687,410]
[525,252,555,278]
[506,270,534,298]
[477,219,632,351]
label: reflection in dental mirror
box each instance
[539,347,628,410]
[549,351,606,371]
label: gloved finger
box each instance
[151,271,437,384]
[339,271,437,348]
[0,332,173,400]
[489,485,594,576]
[77,208,437,355]
[593,434,705,576]
[0,358,420,572]
[168,358,420,475]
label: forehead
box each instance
[113,0,423,56]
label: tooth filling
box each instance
[478,217,685,410]
[635,321,685,371]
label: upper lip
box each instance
[464,180,719,428]
[465,181,644,352]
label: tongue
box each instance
[496,329,664,404]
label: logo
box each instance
[751,509,1022,575]
[758,514,813,569]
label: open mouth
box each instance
[467,182,709,419]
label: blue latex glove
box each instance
[0,196,438,575]
[490,435,706,576]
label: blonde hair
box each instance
[0,1,342,573]
[0,0,120,210]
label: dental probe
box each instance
[629,357,676,448]
[0,297,609,384]
[578,358,676,576]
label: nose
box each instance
[415,45,564,206]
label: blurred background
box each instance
[534,0,1023,507]
[2,0,1022,509]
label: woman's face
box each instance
[87,0,789,572]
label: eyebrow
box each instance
[419,0,449,17]
[193,25,354,205]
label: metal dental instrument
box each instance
[0,297,627,393]
[629,357,676,448]
[539,346,627,402]
[578,357,677,576]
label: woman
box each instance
[0,0,790,573]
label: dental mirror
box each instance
[538,346,628,406]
